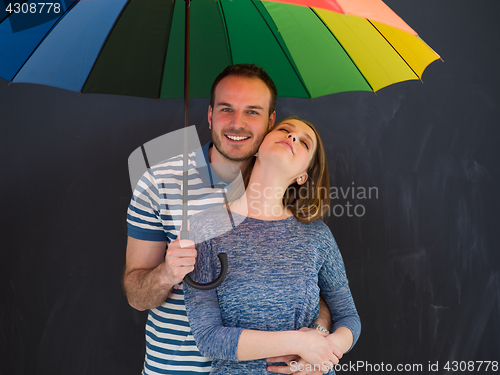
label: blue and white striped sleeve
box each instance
[318,229,361,351]
[127,169,166,241]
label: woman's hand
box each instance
[294,329,341,373]
[298,328,342,363]
[326,327,354,354]
[266,328,343,374]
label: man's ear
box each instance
[208,105,213,129]
[268,111,276,130]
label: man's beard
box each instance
[212,129,262,162]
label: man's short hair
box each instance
[210,64,277,116]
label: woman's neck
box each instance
[231,160,292,220]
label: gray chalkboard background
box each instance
[1,0,499,374]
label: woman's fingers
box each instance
[266,355,298,363]
[267,332,343,375]
[266,364,294,374]
[298,327,329,338]
[285,358,333,375]
[266,355,299,374]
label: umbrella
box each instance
[1,0,439,99]
[0,0,440,288]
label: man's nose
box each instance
[231,110,245,127]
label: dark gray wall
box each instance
[1,0,499,374]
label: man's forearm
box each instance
[122,262,176,311]
[314,296,332,332]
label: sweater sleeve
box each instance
[318,229,361,351]
[183,237,244,360]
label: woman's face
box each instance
[258,119,317,181]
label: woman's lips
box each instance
[277,140,294,154]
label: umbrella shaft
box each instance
[184,0,190,125]
[181,0,191,240]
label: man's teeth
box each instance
[226,135,249,141]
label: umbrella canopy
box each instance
[1,0,440,289]
[1,0,440,99]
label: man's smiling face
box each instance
[208,75,275,164]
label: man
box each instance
[123,64,332,374]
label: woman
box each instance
[184,117,361,374]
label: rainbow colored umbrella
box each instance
[0,0,440,288]
[1,0,439,99]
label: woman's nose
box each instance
[287,133,297,142]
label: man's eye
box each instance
[221,108,232,112]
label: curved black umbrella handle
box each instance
[184,253,228,290]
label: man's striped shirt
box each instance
[127,143,227,374]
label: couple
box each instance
[124,64,360,375]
